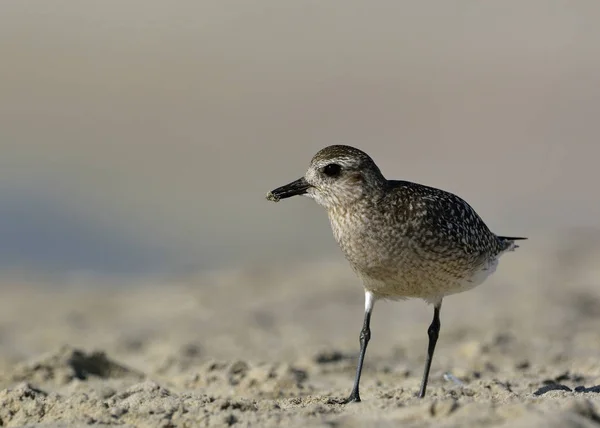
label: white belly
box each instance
[357,256,500,304]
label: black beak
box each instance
[266,177,311,202]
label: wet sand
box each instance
[1,229,600,427]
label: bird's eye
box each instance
[322,163,342,177]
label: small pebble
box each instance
[443,372,465,386]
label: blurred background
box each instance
[0,0,599,282]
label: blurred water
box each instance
[0,1,599,278]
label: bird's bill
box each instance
[266,177,311,202]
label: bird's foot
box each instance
[341,392,361,404]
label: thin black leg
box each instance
[418,301,442,398]
[344,293,374,403]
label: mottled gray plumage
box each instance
[266,144,525,403]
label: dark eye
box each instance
[322,163,342,177]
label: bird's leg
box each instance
[418,300,442,398]
[344,291,375,404]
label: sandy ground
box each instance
[1,229,600,427]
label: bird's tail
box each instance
[497,236,527,251]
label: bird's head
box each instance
[266,145,386,210]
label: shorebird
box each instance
[266,145,525,403]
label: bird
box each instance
[266,145,525,403]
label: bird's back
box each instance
[385,180,505,260]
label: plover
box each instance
[266,145,525,403]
